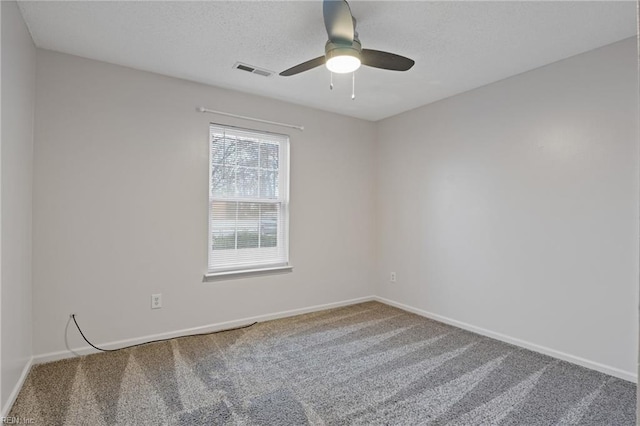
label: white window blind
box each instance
[208,124,290,274]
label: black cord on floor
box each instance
[71,314,257,352]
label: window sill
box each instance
[203,265,293,282]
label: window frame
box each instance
[205,123,291,279]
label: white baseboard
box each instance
[28,293,637,385]
[2,357,34,417]
[375,296,637,383]
[33,295,377,364]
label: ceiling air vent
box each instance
[233,62,274,77]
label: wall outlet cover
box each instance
[151,293,162,309]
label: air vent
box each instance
[233,62,274,77]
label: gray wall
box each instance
[1,0,35,411]
[32,50,377,357]
[376,38,639,378]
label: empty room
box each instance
[1,0,639,424]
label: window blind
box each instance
[208,124,290,273]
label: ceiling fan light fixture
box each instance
[325,47,361,73]
[326,55,361,73]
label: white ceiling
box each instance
[18,1,638,121]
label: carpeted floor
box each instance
[9,301,637,425]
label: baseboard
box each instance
[33,295,377,364]
[1,356,34,417]
[375,296,637,383]
[31,293,637,382]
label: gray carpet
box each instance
[9,301,636,425]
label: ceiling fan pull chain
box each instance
[351,72,356,100]
[330,72,334,90]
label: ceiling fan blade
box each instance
[323,0,354,43]
[361,49,415,71]
[280,56,326,76]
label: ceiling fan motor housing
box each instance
[325,39,362,61]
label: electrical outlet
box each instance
[390,272,397,283]
[151,293,162,309]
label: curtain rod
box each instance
[196,107,304,131]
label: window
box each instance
[208,124,290,275]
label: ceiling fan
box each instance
[279,0,415,77]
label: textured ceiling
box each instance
[18,1,638,121]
